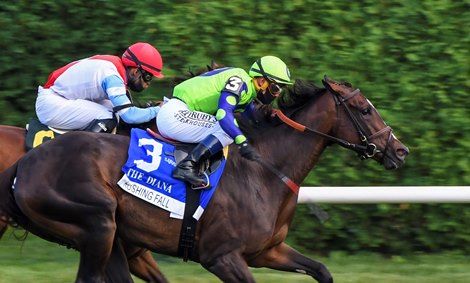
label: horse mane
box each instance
[170,60,225,87]
[239,79,326,140]
[276,79,326,110]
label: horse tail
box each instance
[0,162,19,239]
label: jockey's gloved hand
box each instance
[238,141,260,161]
[145,100,163,107]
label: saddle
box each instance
[25,118,66,150]
[26,118,226,177]
[146,128,226,181]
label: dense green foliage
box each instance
[1,0,469,254]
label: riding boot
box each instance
[84,118,118,133]
[172,134,223,188]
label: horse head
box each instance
[321,76,409,169]
[249,76,408,178]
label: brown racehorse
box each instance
[0,124,168,283]
[0,77,409,283]
[0,61,225,282]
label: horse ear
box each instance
[322,75,334,92]
[207,59,218,71]
[322,75,343,94]
[321,75,328,86]
[209,60,224,71]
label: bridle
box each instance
[272,88,393,160]
[256,88,392,195]
[257,87,393,195]
[330,88,393,160]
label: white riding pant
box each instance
[156,98,233,146]
[36,86,115,130]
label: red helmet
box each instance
[122,42,164,78]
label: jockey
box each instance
[156,55,292,188]
[35,42,164,133]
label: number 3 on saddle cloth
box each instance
[118,128,227,220]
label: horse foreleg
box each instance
[249,242,333,283]
[200,251,256,283]
[123,243,169,283]
[104,239,134,283]
[74,219,119,283]
[0,215,7,238]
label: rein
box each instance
[253,88,392,195]
[272,89,392,160]
[254,157,300,195]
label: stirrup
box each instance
[191,172,211,190]
[172,167,204,185]
[172,167,211,190]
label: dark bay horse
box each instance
[0,124,168,283]
[0,77,408,282]
[0,61,224,282]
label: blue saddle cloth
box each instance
[118,128,226,220]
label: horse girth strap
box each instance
[177,186,200,262]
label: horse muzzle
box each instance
[382,144,409,169]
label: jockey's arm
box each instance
[240,101,258,123]
[216,91,247,145]
[103,75,160,124]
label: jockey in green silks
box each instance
[156,56,292,188]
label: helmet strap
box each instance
[123,48,141,68]
[252,58,290,84]
[255,59,270,82]
[123,48,162,73]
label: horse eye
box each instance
[361,108,371,115]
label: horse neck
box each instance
[223,94,337,230]
[257,93,337,190]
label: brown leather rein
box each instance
[272,89,392,160]
[255,89,392,195]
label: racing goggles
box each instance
[267,81,283,96]
[139,68,153,83]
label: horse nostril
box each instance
[396,147,409,160]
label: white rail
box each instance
[298,186,470,203]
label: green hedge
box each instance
[290,203,470,255]
[1,0,469,254]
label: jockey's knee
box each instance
[84,118,117,133]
